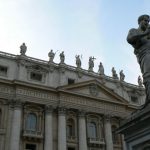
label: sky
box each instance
[0,0,150,85]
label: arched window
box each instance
[88,122,97,138]
[67,118,75,137]
[112,125,120,144]
[26,113,37,131]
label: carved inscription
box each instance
[16,88,56,100]
[0,86,14,94]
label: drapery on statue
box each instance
[75,55,81,68]
[59,51,65,64]
[119,70,125,81]
[20,43,27,55]
[48,49,55,63]
[127,14,150,106]
[98,62,104,75]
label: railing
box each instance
[23,130,43,139]
[67,136,77,142]
[87,137,105,145]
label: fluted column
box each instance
[58,107,66,150]
[44,105,53,150]
[78,111,88,150]
[104,115,113,150]
[10,99,22,150]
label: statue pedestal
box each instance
[117,104,150,150]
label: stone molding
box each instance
[104,114,112,122]
[78,110,86,118]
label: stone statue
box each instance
[112,67,118,79]
[88,56,95,72]
[59,51,65,64]
[75,55,81,68]
[127,14,150,105]
[20,43,27,55]
[119,70,125,81]
[138,75,143,87]
[98,62,104,75]
[48,49,55,63]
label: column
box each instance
[10,99,22,150]
[44,106,53,150]
[5,102,14,150]
[104,115,113,150]
[78,111,88,150]
[122,134,127,150]
[58,107,66,150]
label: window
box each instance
[131,96,138,103]
[67,118,75,137]
[88,122,97,138]
[26,113,37,131]
[68,78,75,85]
[0,66,7,76]
[30,72,42,81]
[26,144,36,150]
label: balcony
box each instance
[67,136,77,143]
[22,130,43,140]
[87,138,105,147]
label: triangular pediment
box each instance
[58,79,129,105]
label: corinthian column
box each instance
[104,115,113,150]
[78,111,87,150]
[10,99,22,150]
[44,105,53,150]
[58,107,66,150]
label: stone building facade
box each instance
[0,49,145,150]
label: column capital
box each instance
[104,114,112,122]
[45,105,53,114]
[78,110,86,118]
[9,99,23,109]
[58,107,66,115]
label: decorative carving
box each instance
[76,68,83,78]
[89,83,98,96]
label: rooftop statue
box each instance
[59,51,65,64]
[119,70,125,81]
[98,62,104,75]
[127,14,150,105]
[138,75,143,87]
[112,67,118,79]
[48,49,55,63]
[88,56,95,72]
[20,43,27,56]
[75,55,81,68]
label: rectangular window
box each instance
[26,144,36,150]
[131,96,138,103]
[0,66,7,76]
[30,72,42,81]
[68,78,75,85]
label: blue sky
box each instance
[0,0,150,84]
